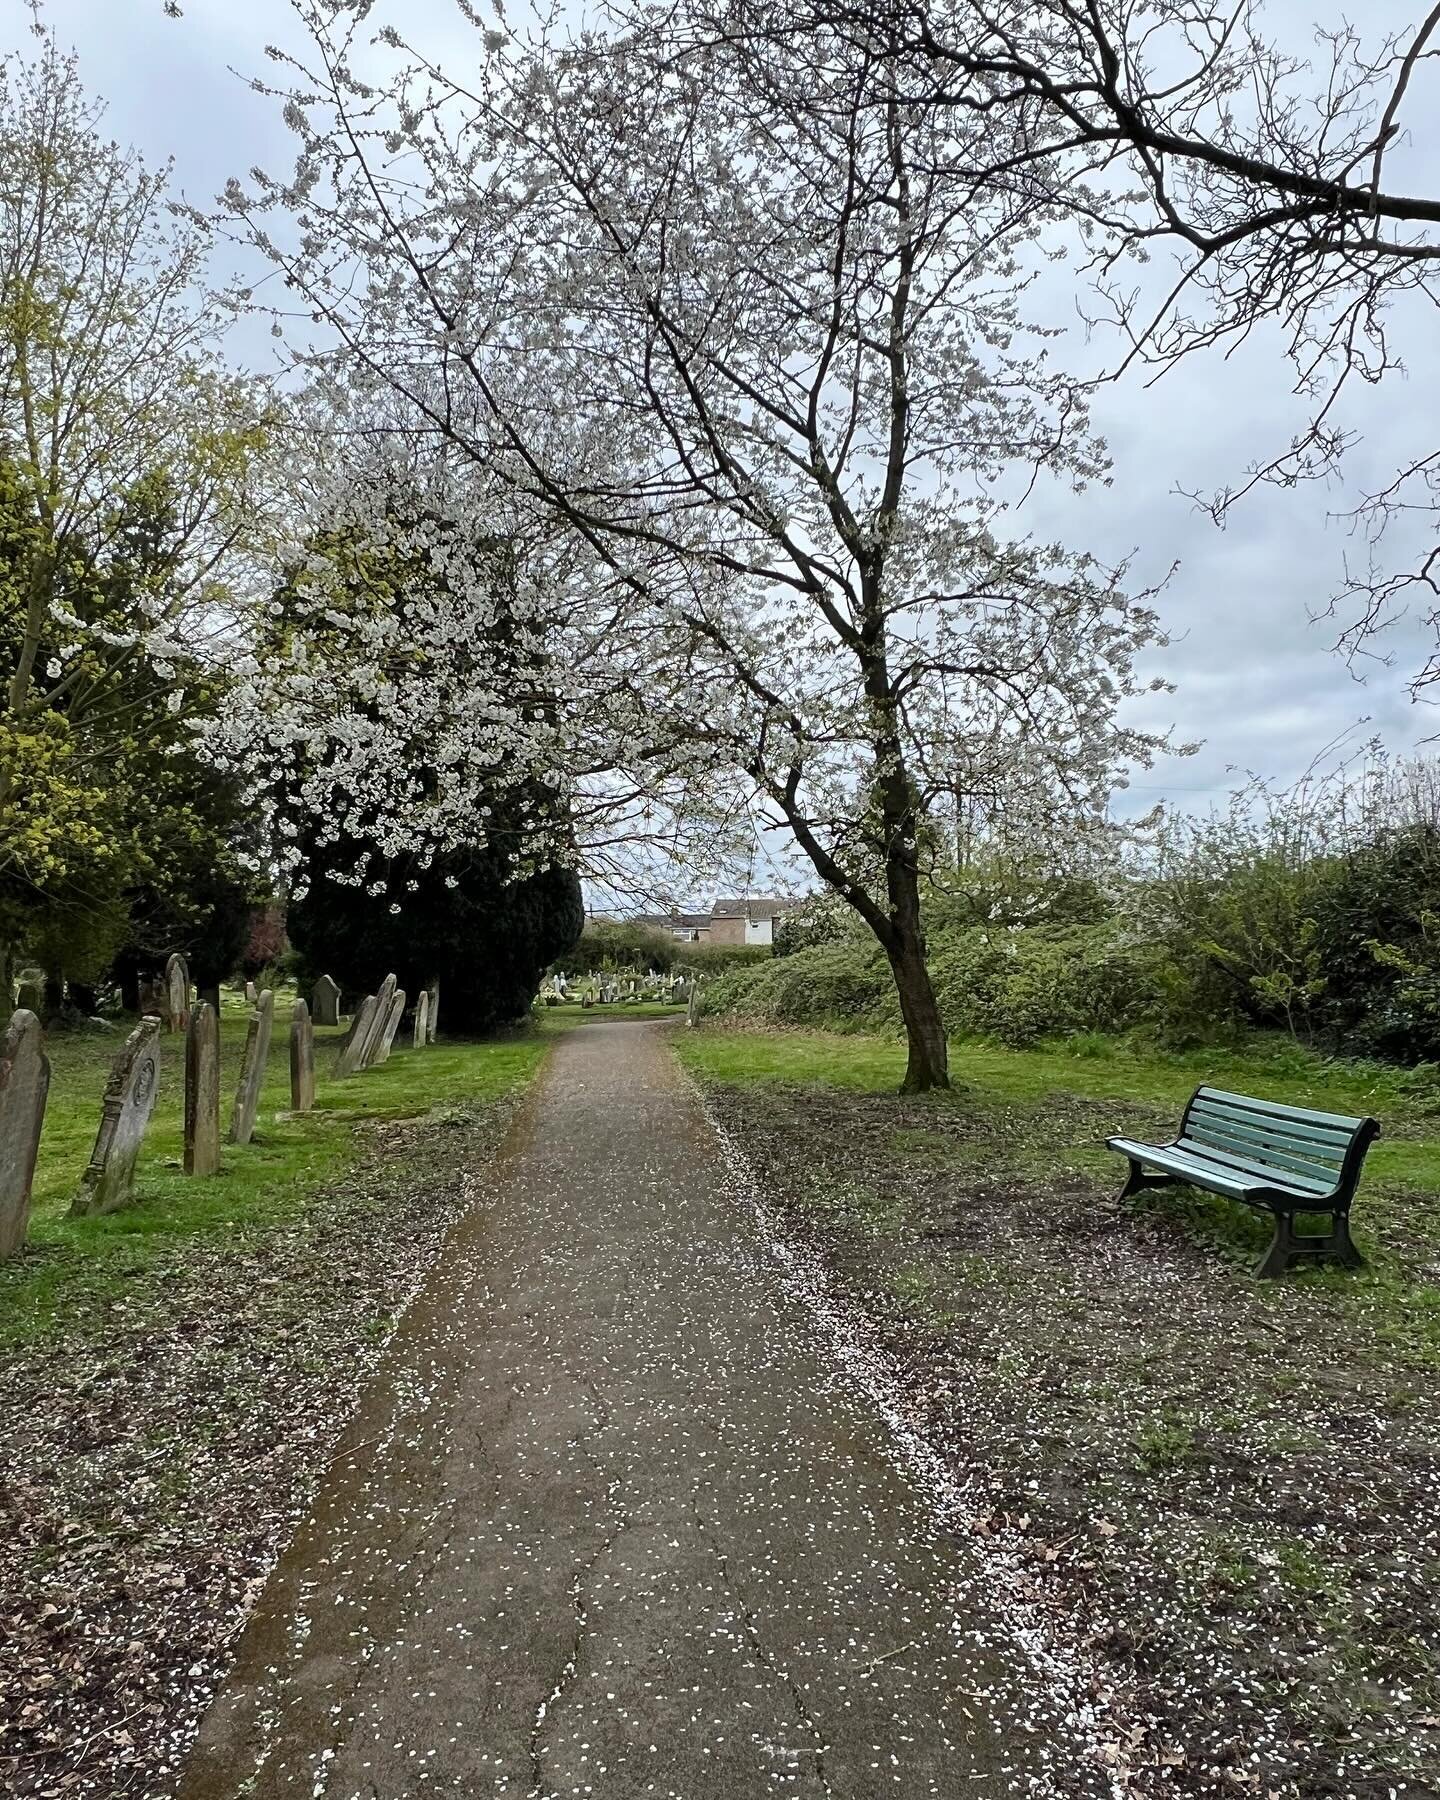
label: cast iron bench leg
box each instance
[1255,1209,1367,1279]
[1117,1158,1180,1204]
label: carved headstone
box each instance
[337,995,378,1078]
[311,973,342,1028]
[163,952,191,1033]
[425,979,439,1043]
[357,974,397,1069]
[73,1018,162,1216]
[0,1010,50,1258]
[413,990,429,1048]
[228,989,274,1145]
[290,998,315,1112]
[373,989,406,1065]
[184,1002,221,1177]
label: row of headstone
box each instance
[0,979,330,1258]
[335,974,437,1076]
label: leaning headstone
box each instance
[311,973,342,1028]
[290,998,315,1112]
[162,952,191,1033]
[358,974,397,1068]
[425,980,439,1043]
[228,989,274,1145]
[184,1002,221,1176]
[72,1018,162,1216]
[687,980,702,1027]
[413,990,429,1048]
[336,995,378,1077]
[0,1010,50,1258]
[373,989,406,1066]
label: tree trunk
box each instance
[888,923,950,1093]
[42,969,65,1019]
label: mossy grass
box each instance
[1,995,565,1346]
[677,1023,1440,1361]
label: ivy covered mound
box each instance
[288,828,583,1034]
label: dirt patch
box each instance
[702,1080,1440,1800]
[0,1098,519,1799]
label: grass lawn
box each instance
[3,991,564,1345]
[677,1022,1440,1792]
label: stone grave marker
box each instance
[687,980,702,1027]
[413,990,429,1048]
[244,979,257,1006]
[373,988,406,1065]
[425,980,439,1043]
[357,974,397,1069]
[312,973,342,1027]
[337,995,377,1077]
[0,1010,50,1258]
[73,1018,162,1215]
[184,1001,221,1176]
[163,952,191,1032]
[290,998,315,1112]
[228,989,274,1145]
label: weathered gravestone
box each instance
[184,1001,221,1176]
[413,990,429,1048]
[687,979,702,1027]
[357,974,397,1069]
[72,1018,162,1215]
[163,952,191,1033]
[425,980,439,1044]
[290,998,315,1112]
[336,996,377,1078]
[373,989,406,1065]
[0,1010,50,1258]
[311,973,342,1028]
[228,989,274,1145]
[244,980,257,1006]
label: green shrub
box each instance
[699,941,899,1032]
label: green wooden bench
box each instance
[1108,1086,1380,1279]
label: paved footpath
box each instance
[180,1019,1067,1800]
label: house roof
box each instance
[635,911,713,931]
[711,897,790,920]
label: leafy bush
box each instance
[699,941,899,1032]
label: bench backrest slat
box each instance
[1183,1109,1350,1180]
[1190,1086,1366,1133]
[1179,1085,1378,1203]
[1175,1134,1339,1194]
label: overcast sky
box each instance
[25,0,1440,826]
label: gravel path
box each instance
[178,1019,1100,1799]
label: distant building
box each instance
[706,898,790,947]
[634,897,793,947]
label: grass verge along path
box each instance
[677,1025,1440,1799]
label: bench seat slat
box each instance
[1173,1135,1337,1195]
[1186,1098,1355,1152]
[1192,1086,1365,1134]
[1106,1137,1270,1200]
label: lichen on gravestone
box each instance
[337,995,378,1078]
[373,988,406,1065]
[0,1009,51,1258]
[163,952,191,1033]
[72,1017,162,1216]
